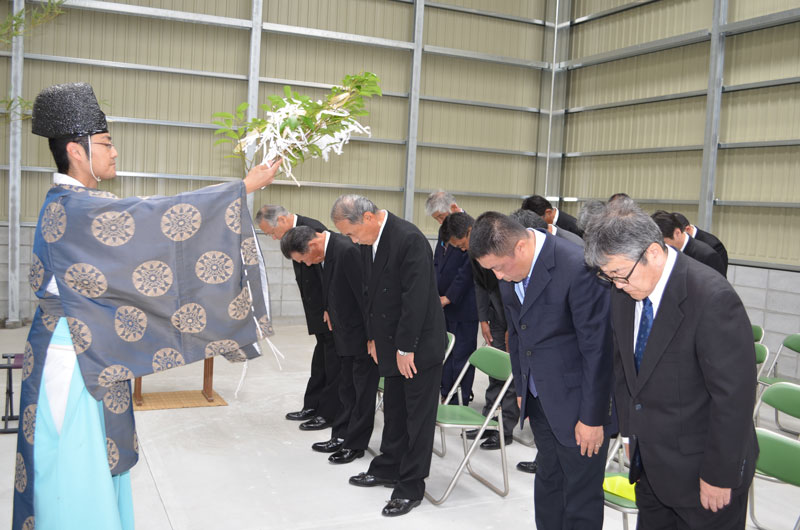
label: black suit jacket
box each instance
[294,215,328,335]
[683,236,726,277]
[362,212,447,377]
[322,232,367,356]
[471,258,505,329]
[611,251,757,507]
[434,228,477,323]
[500,231,615,446]
[694,228,728,275]
[555,210,584,238]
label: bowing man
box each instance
[280,226,378,465]
[332,194,447,517]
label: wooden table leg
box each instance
[202,358,214,402]
[133,377,143,406]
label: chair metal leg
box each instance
[622,513,629,530]
[432,425,447,457]
[749,482,767,530]
[775,409,800,436]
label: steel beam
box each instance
[402,0,425,221]
[262,22,413,50]
[426,2,544,26]
[423,45,549,69]
[724,76,800,93]
[719,139,800,149]
[6,0,24,327]
[698,0,728,231]
[563,30,710,70]
[714,200,800,209]
[567,90,706,114]
[572,0,661,25]
[721,7,800,36]
[419,95,539,113]
[245,0,263,214]
[564,145,703,157]
[417,142,537,157]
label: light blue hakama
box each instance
[33,318,134,530]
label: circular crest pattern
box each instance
[88,189,118,199]
[114,306,148,342]
[22,516,34,530]
[222,349,247,363]
[241,237,259,265]
[92,211,135,247]
[205,339,239,359]
[67,317,92,354]
[41,313,59,332]
[152,348,186,372]
[107,437,120,470]
[171,303,207,333]
[161,203,202,241]
[29,254,44,292]
[227,288,252,320]
[15,453,26,493]
[41,202,67,243]
[65,263,108,298]
[258,315,274,337]
[22,404,36,445]
[103,381,131,414]
[195,251,234,284]
[132,260,173,297]
[56,183,85,193]
[225,198,241,234]
[22,341,33,381]
[98,365,134,388]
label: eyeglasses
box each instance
[91,142,115,150]
[596,248,646,285]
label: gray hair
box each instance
[509,208,547,230]
[256,204,289,226]
[584,201,665,268]
[330,194,378,224]
[577,200,607,234]
[425,190,456,216]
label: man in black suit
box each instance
[673,211,729,275]
[445,212,520,452]
[280,226,378,465]
[651,211,726,277]
[586,203,757,529]
[522,194,584,238]
[332,194,447,517]
[425,191,478,406]
[511,208,584,248]
[470,212,615,529]
[256,205,341,431]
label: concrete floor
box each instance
[0,323,797,529]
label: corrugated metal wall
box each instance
[563,0,800,267]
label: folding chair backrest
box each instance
[468,346,512,382]
[752,325,764,343]
[755,428,800,487]
[761,382,800,420]
[783,333,800,354]
[754,343,768,366]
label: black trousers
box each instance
[441,319,478,404]
[368,362,442,501]
[481,319,519,437]
[635,467,748,530]
[527,392,607,530]
[302,332,341,423]
[332,354,379,450]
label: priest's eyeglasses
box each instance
[596,248,646,285]
[91,142,115,150]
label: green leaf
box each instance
[212,112,234,119]
[214,138,232,146]
[236,101,249,115]
[284,85,292,98]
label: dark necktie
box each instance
[634,297,653,373]
[522,275,530,292]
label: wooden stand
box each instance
[133,357,215,407]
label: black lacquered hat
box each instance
[31,82,108,139]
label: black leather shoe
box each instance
[312,437,344,453]
[299,416,330,431]
[516,460,538,474]
[285,408,316,421]
[329,448,365,464]
[348,472,396,488]
[382,498,421,517]
[480,432,513,450]
[464,429,492,441]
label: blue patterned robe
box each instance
[12,177,273,529]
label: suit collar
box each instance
[367,213,394,306]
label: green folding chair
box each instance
[425,345,513,505]
[603,435,638,530]
[752,324,765,343]
[754,343,768,381]
[749,382,800,530]
[758,333,800,434]
[375,332,455,412]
